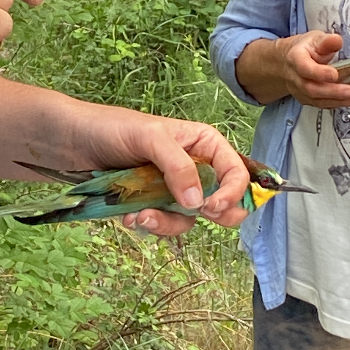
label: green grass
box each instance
[0,0,261,349]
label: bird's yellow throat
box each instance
[250,182,280,208]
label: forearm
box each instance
[236,37,296,105]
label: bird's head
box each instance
[239,154,317,209]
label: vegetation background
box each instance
[0,0,261,349]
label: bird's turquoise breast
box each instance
[239,185,256,214]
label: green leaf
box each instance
[41,280,51,293]
[67,226,92,245]
[7,319,32,335]
[15,273,40,288]
[69,298,87,322]
[9,292,30,317]
[4,216,40,233]
[48,318,76,338]
[92,236,107,245]
[86,296,113,316]
[71,329,99,344]
[0,257,14,269]
[0,192,14,204]
[74,12,94,22]
[108,54,122,62]
[14,251,47,277]
[138,302,151,313]
[47,249,76,275]
[0,217,9,233]
[101,38,115,47]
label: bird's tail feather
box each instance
[0,195,86,219]
[14,161,97,185]
[12,195,154,225]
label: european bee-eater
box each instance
[0,154,317,225]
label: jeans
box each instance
[253,277,350,350]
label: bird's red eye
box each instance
[260,176,271,187]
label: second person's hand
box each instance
[278,30,350,108]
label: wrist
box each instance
[274,35,301,82]
[60,100,146,170]
[236,38,293,104]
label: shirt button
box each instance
[287,119,294,126]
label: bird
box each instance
[0,154,317,225]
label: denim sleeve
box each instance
[210,0,292,106]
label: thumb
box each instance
[163,153,204,209]
[315,33,343,63]
[143,122,204,210]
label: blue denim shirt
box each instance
[210,0,307,309]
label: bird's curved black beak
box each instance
[277,180,318,194]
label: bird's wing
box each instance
[68,164,169,199]
[12,166,173,225]
[8,163,219,225]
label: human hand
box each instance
[279,30,350,108]
[0,0,43,42]
[62,100,250,236]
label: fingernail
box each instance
[214,200,229,212]
[200,208,222,219]
[200,199,222,218]
[183,186,203,209]
[124,213,138,230]
[140,216,159,230]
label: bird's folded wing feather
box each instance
[0,195,87,218]
[67,164,171,200]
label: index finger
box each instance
[293,50,338,83]
[201,140,250,214]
